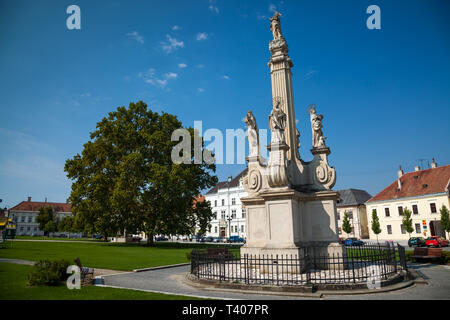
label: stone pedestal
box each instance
[240,188,344,271]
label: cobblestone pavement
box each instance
[102,263,450,300]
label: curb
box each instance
[133,262,190,272]
[183,272,416,297]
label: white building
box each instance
[204,169,248,239]
[366,160,450,241]
[9,197,72,236]
[336,189,372,239]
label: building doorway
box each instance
[220,228,226,237]
[430,221,445,238]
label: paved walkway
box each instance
[101,263,450,300]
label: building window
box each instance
[398,206,403,216]
[231,198,236,205]
[231,210,236,219]
[400,225,406,234]
[221,210,226,219]
[241,225,244,233]
[387,225,392,234]
[214,226,217,233]
[337,212,340,220]
[27,226,31,232]
[241,209,246,219]
[234,226,238,233]
[34,227,38,232]
[214,200,217,207]
[221,199,225,206]
[28,216,32,223]
[385,208,390,217]
[412,204,419,215]
[415,224,421,234]
[348,211,353,219]
[20,227,24,232]
[214,212,218,220]
[430,203,437,213]
[21,216,25,222]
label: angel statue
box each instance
[269,98,287,144]
[309,104,326,148]
[244,111,260,157]
[270,11,283,40]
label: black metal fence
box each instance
[190,243,407,286]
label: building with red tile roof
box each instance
[9,197,72,236]
[366,160,450,241]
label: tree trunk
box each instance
[146,232,154,246]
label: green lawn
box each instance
[0,241,238,271]
[0,262,200,300]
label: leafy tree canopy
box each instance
[65,101,217,244]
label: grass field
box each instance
[0,262,201,300]
[0,241,238,271]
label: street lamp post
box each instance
[227,175,232,238]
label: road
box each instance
[101,263,450,300]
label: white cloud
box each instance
[172,25,180,31]
[257,12,267,20]
[305,70,317,78]
[165,72,178,79]
[196,64,205,69]
[162,34,184,53]
[197,88,205,93]
[139,68,178,88]
[126,31,144,44]
[209,0,219,13]
[178,63,187,68]
[269,4,277,12]
[196,32,208,41]
[223,75,230,80]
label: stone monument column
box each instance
[240,12,343,269]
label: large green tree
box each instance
[64,101,217,244]
[401,207,414,238]
[371,209,381,243]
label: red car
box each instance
[425,236,449,247]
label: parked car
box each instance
[93,234,104,240]
[228,235,245,243]
[425,236,449,247]
[213,237,225,243]
[155,236,169,241]
[345,238,364,246]
[203,236,214,242]
[408,237,426,247]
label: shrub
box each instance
[28,259,71,286]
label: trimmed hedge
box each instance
[28,259,71,286]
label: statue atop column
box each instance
[244,110,260,157]
[270,11,283,40]
[269,97,287,144]
[309,104,326,148]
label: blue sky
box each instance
[0,0,449,208]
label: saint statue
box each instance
[309,104,326,148]
[269,98,287,143]
[244,110,260,157]
[270,11,283,40]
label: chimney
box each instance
[414,166,420,172]
[27,196,31,202]
[397,165,404,178]
[432,158,437,168]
